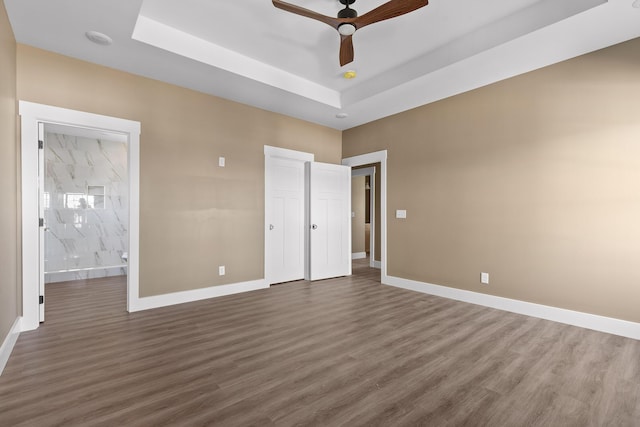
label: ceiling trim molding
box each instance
[132,14,342,108]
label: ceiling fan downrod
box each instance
[338,0,358,19]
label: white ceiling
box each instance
[5,0,640,130]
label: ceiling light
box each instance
[336,113,349,119]
[343,70,357,79]
[634,0,640,7]
[338,24,356,36]
[85,31,113,46]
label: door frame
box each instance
[19,101,141,331]
[342,150,388,279]
[351,166,376,267]
[264,146,314,285]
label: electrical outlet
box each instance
[218,157,225,167]
[219,265,225,276]
[480,272,489,284]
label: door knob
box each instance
[311,224,318,230]
[269,224,275,230]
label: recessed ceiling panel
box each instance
[5,0,640,130]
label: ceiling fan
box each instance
[272,0,429,66]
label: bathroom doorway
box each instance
[42,124,129,297]
[20,101,141,330]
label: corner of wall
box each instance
[0,317,21,376]
[0,0,20,353]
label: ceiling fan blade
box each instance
[339,35,354,66]
[354,0,429,29]
[272,0,341,29]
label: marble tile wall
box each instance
[44,132,128,283]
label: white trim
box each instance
[45,264,127,274]
[352,252,367,260]
[351,167,375,177]
[264,145,314,162]
[132,15,342,109]
[384,275,640,341]
[373,260,382,269]
[343,150,387,278]
[0,317,21,376]
[19,101,141,331]
[128,279,268,312]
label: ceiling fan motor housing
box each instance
[338,8,358,18]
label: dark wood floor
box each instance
[1,260,639,426]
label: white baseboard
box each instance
[372,260,381,269]
[128,279,268,312]
[352,252,367,260]
[0,317,21,376]
[384,275,640,341]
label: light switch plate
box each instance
[219,265,225,276]
[481,272,489,284]
[396,209,407,219]
[219,157,225,167]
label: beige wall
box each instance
[343,37,640,323]
[17,45,342,297]
[351,176,365,254]
[0,3,18,340]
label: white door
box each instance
[307,162,352,280]
[38,122,46,321]
[265,156,306,284]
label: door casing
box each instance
[20,101,141,331]
[343,151,388,279]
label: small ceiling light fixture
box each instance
[336,112,349,119]
[343,70,357,79]
[338,23,357,36]
[85,31,113,46]
[633,0,640,8]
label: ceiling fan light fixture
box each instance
[338,23,356,36]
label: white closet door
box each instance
[265,156,306,284]
[307,162,351,281]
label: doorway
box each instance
[343,151,388,281]
[20,101,141,331]
[41,124,130,312]
[351,166,376,268]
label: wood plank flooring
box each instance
[1,261,639,426]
